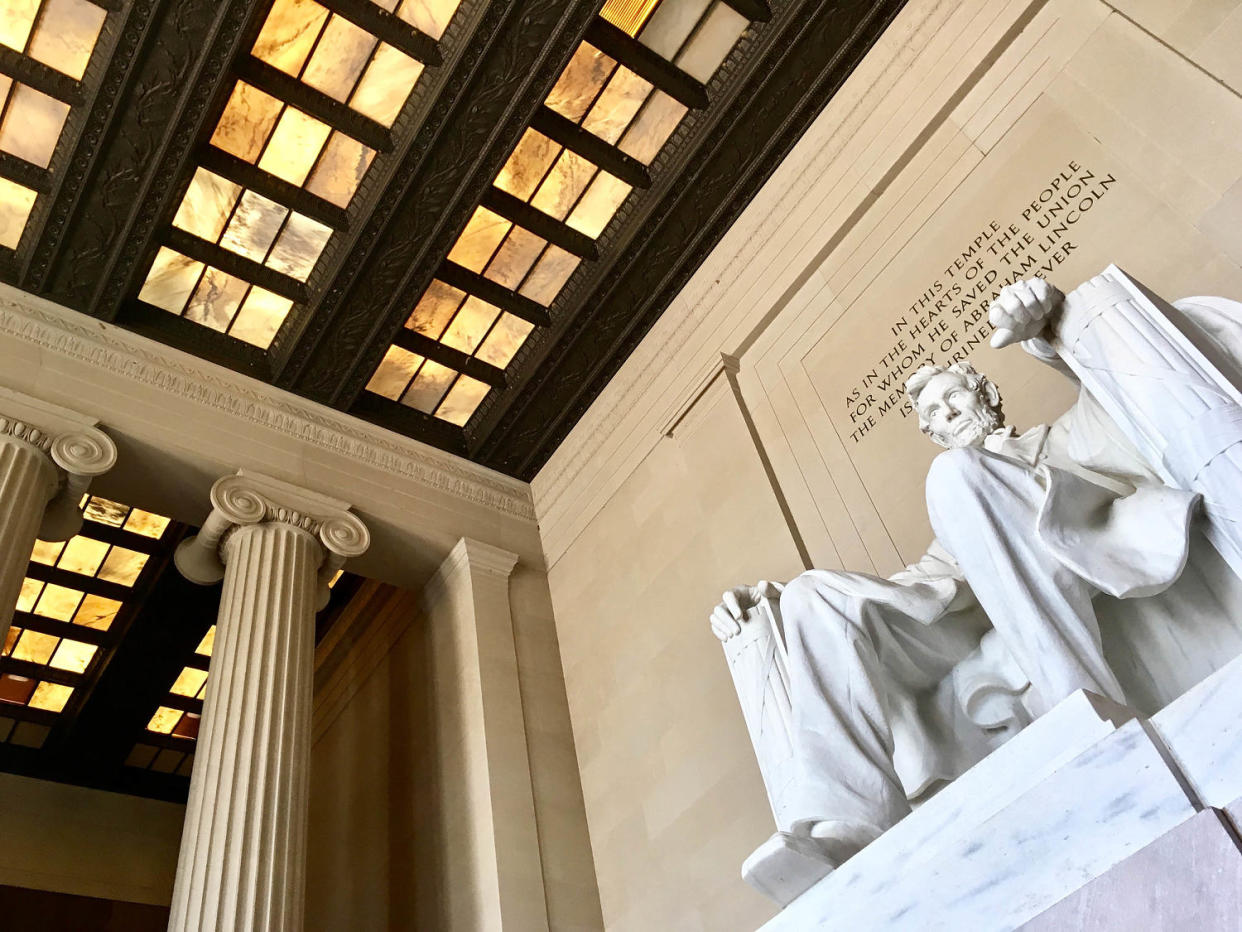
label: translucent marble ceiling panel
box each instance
[0,495,170,750]
[0,0,108,250]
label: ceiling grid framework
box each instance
[0,0,907,476]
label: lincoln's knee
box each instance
[780,571,867,641]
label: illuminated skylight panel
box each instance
[365,346,491,426]
[548,46,682,170]
[668,2,747,81]
[254,0,428,128]
[211,81,376,203]
[0,174,36,249]
[170,666,207,699]
[196,625,216,658]
[0,495,169,748]
[0,0,107,80]
[146,704,200,739]
[0,1,108,251]
[450,205,581,309]
[172,168,333,282]
[381,0,462,41]
[138,246,296,349]
[0,77,70,168]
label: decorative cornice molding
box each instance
[0,284,537,522]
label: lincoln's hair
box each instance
[905,361,1004,437]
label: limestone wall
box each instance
[535,1,1242,928]
[306,573,602,930]
[0,772,183,905]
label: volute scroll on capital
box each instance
[176,472,370,601]
[0,409,119,542]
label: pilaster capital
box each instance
[0,387,118,541]
[447,537,520,580]
[175,471,370,606]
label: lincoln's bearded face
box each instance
[905,362,1004,450]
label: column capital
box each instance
[175,471,370,605]
[0,387,118,540]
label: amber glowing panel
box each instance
[0,495,171,728]
[436,374,489,426]
[170,666,208,699]
[546,44,615,124]
[0,175,36,249]
[196,626,216,658]
[254,0,430,128]
[172,168,333,283]
[1,0,106,80]
[139,246,295,348]
[0,81,70,168]
[210,81,377,206]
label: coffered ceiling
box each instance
[0,0,906,480]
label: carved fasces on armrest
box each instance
[720,587,799,830]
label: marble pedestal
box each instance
[762,650,1242,931]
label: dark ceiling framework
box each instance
[0,0,907,481]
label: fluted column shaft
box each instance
[0,393,117,648]
[170,471,369,932]
[170,522,320,932]
[0,438,59,646]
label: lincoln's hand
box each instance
[710,582,780,641]
[988,277,1063,348]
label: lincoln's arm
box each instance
[987,278,1079,384]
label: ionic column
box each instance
[0,388,117,648]
[170,471,369,932]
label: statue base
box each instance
[760,652,1242,930]
[741,832,835,906]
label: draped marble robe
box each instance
[777,295,1242,835]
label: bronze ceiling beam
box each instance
[317,0,442,66]
[393,327,508,390]
[25,565,132,604]
[0,657,84,690]
[162,693,205,716]
[0,151,51,195]
[437,259,553,329]
[348,391,469,455]
[166,226,310,304]
[123,300,270,379]
[237,56,394,153]
[480,187,600,260]
[722,0,774,21]
[0,44,83,105]
[530,105,652,190]
[198,146,350,230]
[11,612,111,648]
[583,18,709,110]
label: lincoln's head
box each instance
[905,361,1004,449]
